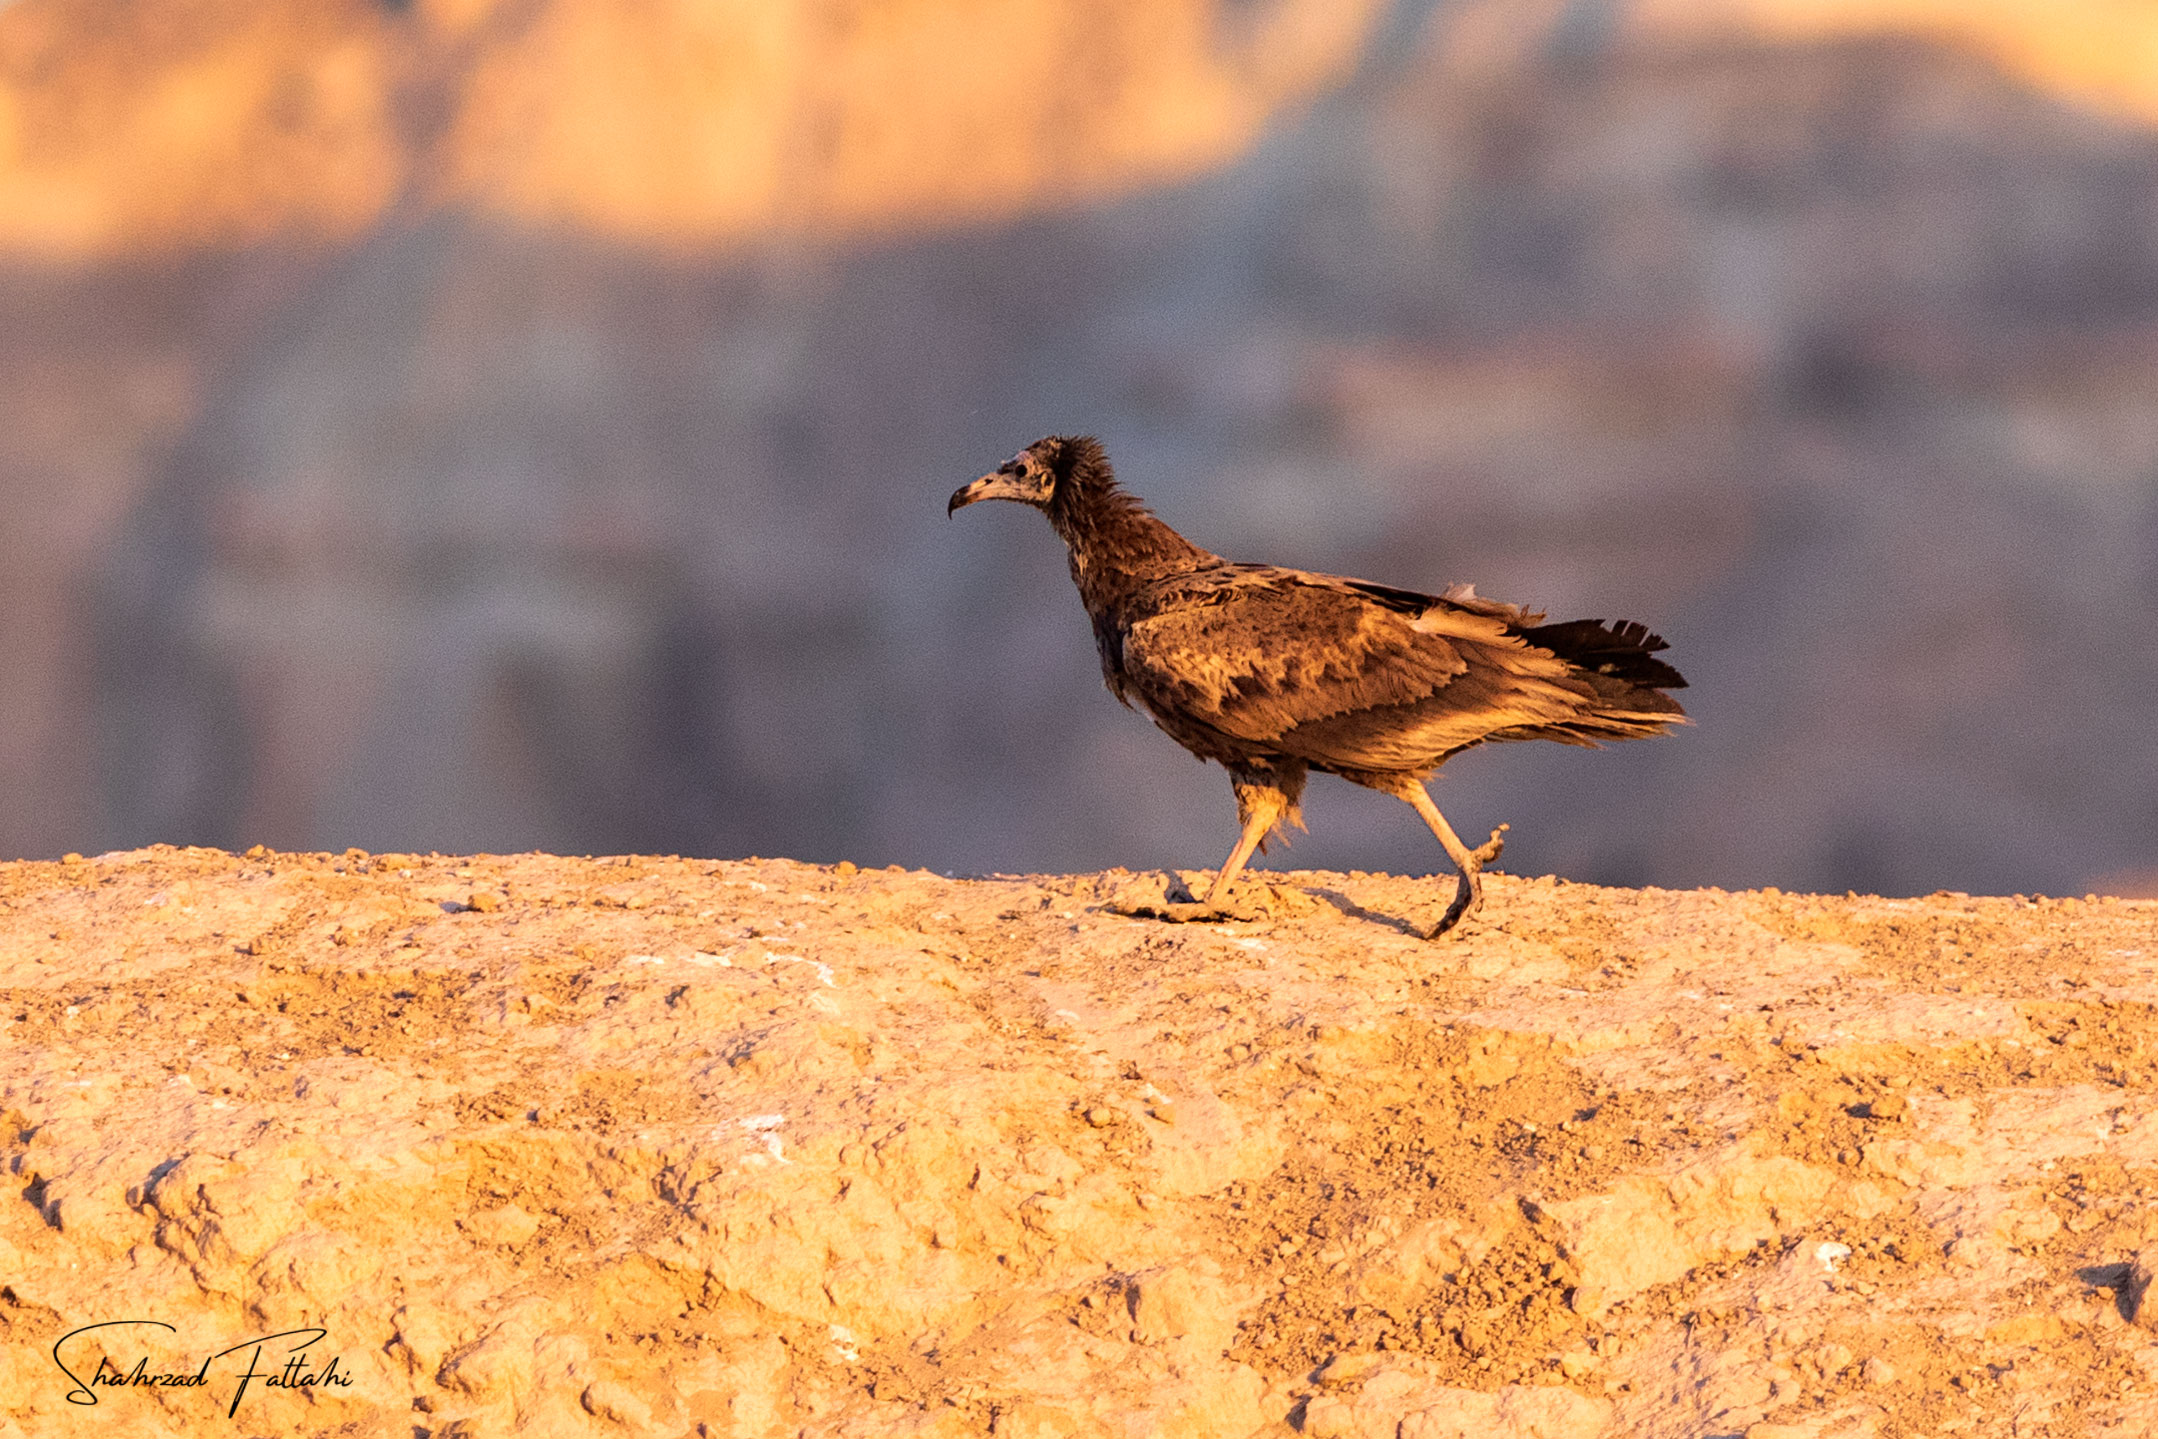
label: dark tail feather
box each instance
[1522,618,1687,698]
[1499,617,1689,745]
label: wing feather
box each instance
[1116,568,1603,771]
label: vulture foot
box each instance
[1157,900,1263,924]
[1102,872,1264,924]
[1426,823,1508,940]
[1102,872,1316,925]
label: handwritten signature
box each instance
[52,1321,353,1419]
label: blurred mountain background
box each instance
[4,0,2157,897]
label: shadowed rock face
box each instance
[5,6,2158,894]
[5,848,2158,1435]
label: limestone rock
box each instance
[3,850,2155,1436]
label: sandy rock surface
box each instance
[4,846,2157,1437]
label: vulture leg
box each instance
[1186,765,1305,916]
[1202,794,1286,906]
[1399,782,1508,939]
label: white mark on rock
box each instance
[684,951,734,968]
[624,955,666,966]
[735,1113,790,1164]
[830,1324,860,1363]
[764,954,836,987]
[1816,1242,1852,1270]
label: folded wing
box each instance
[1117,567,1684,774]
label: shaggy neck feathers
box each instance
[1042,439,1209,607]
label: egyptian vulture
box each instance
[949,435,1686,936]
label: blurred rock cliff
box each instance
[4,0,2156,896]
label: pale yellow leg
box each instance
[1400,782,1508,938]
[1202,791,1287,906]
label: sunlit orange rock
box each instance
[0,0,1389,258]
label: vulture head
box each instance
[947,435,1104,517]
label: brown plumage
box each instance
[948,435,1687,936]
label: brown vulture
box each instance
[948,435,1687,937]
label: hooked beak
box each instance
[948,465,1047,516]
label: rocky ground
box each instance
[4,846,2158,1438]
